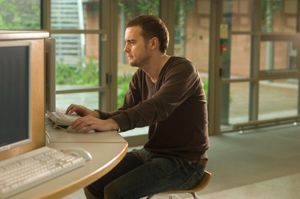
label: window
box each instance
[51,0,101,110]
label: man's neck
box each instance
[142,54,170,83]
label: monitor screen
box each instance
[0,42,31,152]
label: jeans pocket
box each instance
[177,163,205,190]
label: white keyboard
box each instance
[0,146,92,198]
[47,111,80,126]
[46,111,96,133]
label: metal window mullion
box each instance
[100,0,118,111]
[51,29,102,34]
[100,0,107,111]
[221,78,255,83]
[42,0,51,31]
[160,0,175,55]
[109,1,118,111]
[297,0,300,115]
[231,31,252,35]
[297,0,300,32]
[249,0,260,122]
[297,36,300,115]
[208,0,222,135]
[56,87,104,94]
[259,70,300,80]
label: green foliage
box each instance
[174,0,195,13]
[261,0,282,15]
[118,0,160,17]
[117,75,132,107]
[0,0,40,29]
[261,0,283,32]
[202,78,208,98]
[56,59,98,86]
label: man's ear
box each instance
[149,37,159,50]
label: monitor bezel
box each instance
[0,40,32,152]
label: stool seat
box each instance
[147,170,212,199]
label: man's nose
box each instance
[123,44,129,52]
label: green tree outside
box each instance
[0,0,40,29]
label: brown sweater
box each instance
[99,56,209,161]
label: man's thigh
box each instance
[85,152,143,198]
[104,156,203,199]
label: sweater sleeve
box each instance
[95,70,143,120]
[112,58,202,131]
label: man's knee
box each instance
[104,182,120,199]
[84,187,99,199]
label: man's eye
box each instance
[128,41,135,45]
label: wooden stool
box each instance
[147,170,212,199]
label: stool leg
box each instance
[169,194,183,199]
[190,192,198,199]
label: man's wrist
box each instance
[93,110,100,118]
[92,110,100,118]
[108,119,120,132]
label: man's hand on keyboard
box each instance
[69,115,119,133]
[65,104,99,118]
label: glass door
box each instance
[257,0,300,123]
[218,0,254,132]
[213,0,300,133]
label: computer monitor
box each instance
[0,31,48,161]
[0,41,31,152]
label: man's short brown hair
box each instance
[126,15,169,53]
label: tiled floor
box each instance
[197,173,300,199]
[64,124,300,199]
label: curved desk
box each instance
[11,128,128,199]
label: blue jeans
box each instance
[84,148,205,199]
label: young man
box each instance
[66,15,209,199]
